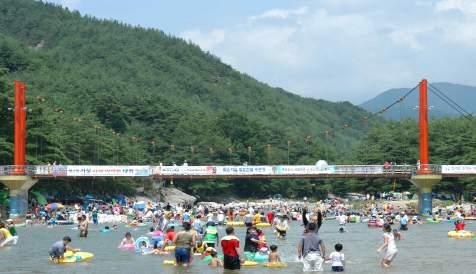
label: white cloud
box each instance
[181,2,476,103]
[249,6,308,21]
[435,0,476,16]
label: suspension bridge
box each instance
[1,79,475,219]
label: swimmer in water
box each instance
[339,227,346,233]
[268,245,281,263]
[118,232,134,248]
[208,250,223,267]
[392,229,401,240]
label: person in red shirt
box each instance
[267,210,274,224]
[221,227,242,270]
[165,226,176,245]
[454,220,465,231]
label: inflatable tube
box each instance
[367,221,383,228]
[0,236,18,246]
[256,223,271,228]
[164,245,176,251]
[119,244,135,251]
[135,237,150,251]
[227,222,245,227]
[464,216,476,220]
[57,221,74,226]
[202,255,212,263]
[242,261,258,267]
[448,230,474,238]
[163,260,175,265]
[51,251,94,263]
[253,253,268,263]
[426,219,441,224]
[100,229,111,233]
[264,262,288,268]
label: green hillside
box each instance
[0,0,373,197]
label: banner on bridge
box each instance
[442,165,476,174]
[274,165,336,175]
[154,166,216,176]
[66,166,151,177]
[215,166,273,175]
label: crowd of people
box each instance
[2,197,475,272]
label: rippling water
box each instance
[1,220,475,274]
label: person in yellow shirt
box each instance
[0,222,18,247]
[253,211,261,225]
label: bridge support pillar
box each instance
[410,174,441,215]
[0,176,38,220]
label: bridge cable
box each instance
[428,84,472,117]
[428,86,473,121]
[374,84,419,115]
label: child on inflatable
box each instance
[118,232,135,249]
[454,219,465,231]
[0,222,18,247]
[268,245,281,263]
[48,236,80,263]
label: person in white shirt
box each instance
[377,224,398,268]
[327,243,345,272]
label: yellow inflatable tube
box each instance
[163,260,175,265]
[226,222,245,227]
[242,261,258,267]
[264,262,288,268]
[256,223,271,228]
[164,245,176,251]
[50,251,94,263]
[448,230,474,238]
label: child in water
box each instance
[268,245,282,263]
[118,232,135,248]
[393,229,402,240]
[208,250,223,267]
[454,219,465,231]
[327,243,345,272]
[377,224,398,268]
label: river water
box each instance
[1,220,475,274]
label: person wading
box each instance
[298,223,326,272]
[173,222,196,267]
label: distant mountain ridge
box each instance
[360,82,476,120]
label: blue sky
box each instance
[45,0,476,104]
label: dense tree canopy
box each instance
[0,0,475,201]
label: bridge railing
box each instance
[0,164,450,177]
[415,164,442,175]
[333,165,415,175]
[0,165,38,176]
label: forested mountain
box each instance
[361,83,476,120]
[0,0,373,197]
[1,1,474,201]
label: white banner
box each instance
[442,165,476,174]
[274,165,335,174]
[334,166,383,174]
[155,166,216,176]
[216,166,273,175]
[66,166,151,177]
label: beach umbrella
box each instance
[46,203,64,209]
